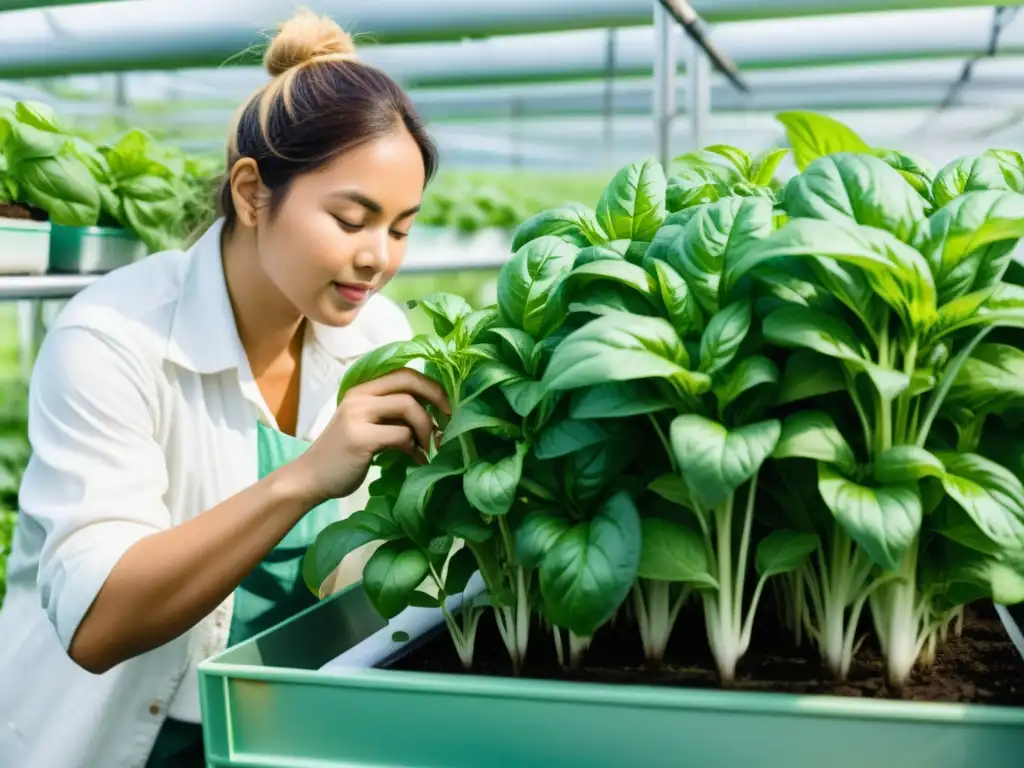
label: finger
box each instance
[356,368,451,415]
[369,424,424,463]
[368,394,435,453]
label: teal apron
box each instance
[145,423,339,767]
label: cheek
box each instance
[379,240,409,287]
[260,209,341,290]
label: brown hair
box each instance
[217,9,438,230]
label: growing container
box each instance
[48,224,147,274]
[0,218,50,275]
[405,225,512,272]
[198,582,1024,768]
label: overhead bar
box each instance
[0,0,1019,77]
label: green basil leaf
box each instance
[914,190,1024,302]
[715,355,779,412]
[437,491,494,544]
[762,305,909,399]
[444,547,479,595]
[535,418,609,460]
[670,415,781,511]
[638,517,715,586]
[754,529,820,578]
[776,350,846,405]
[648,474,692,508]
[698,297,751,375]
[511,203,606,252]
[930,283,1024,340]
[937,452,1024,551]
[749,147,790,186]
[650,259,705,337]
[497,235,577,339]
[595,158,667,242]
[464,443,527,517]
[410,292,473,337]
[564,258,660,304]
[538,490,642,635]
[363,541,431,620]
[873,446,945,485]
[669,196,775,314]
[947,343,1024,417]
[20,154,100,227]
[817,464,922,571]
[569,381,670,420]
[727,217,937,333]
[337,337,429,402]
[392,446,466,545]
[542,313,709,396]
[516,508,574,570]
[442,398,520,446]
[301,504,399,595]
[772,411,856,475]
[775,111,872,170]
[932,154,1014,208]
[784,153,927,242]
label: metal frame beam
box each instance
[0,0,1019,78]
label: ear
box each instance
[228,158,265,228]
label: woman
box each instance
[0,10,448,767]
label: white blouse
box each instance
[0,219,412,768]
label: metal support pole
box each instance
[652,2,676,170]
[602,28,617,168]
[685,33,711,151]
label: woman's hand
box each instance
[285,368,450,504]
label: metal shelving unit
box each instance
[0,274,97,301]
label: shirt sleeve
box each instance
[20,324,170,652]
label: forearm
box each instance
[68,462,323,674]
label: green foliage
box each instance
[0,99,222,251]
[302,111,1024,689]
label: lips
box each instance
[333,282,371,304]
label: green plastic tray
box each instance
[198,583,1024,768]
[48,224,147,274]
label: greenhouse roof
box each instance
[0,0,1019,77]
[1,1,1022,168]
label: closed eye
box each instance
[332,215,362,232]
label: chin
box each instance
[307,303,361,328]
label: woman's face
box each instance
[253,128,427,327]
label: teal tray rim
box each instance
[50,223,140,240]
[198,585,1024,729]
[0,219,51,234]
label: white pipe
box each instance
[0,1,1016,77]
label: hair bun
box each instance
[264,9,357,77]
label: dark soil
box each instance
[0,202,48,222]
[390,602,1024,707]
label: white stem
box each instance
[875,543,922,690]
[569,631,592,670]
[553,625,565,668]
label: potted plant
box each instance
[0,100,101,275]
[49,128,189,274]
[198,112,1024,768]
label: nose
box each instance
[353,228,390,274]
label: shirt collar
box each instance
[165,218,382,377]
[166,218,242,374]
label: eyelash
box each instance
[334,217,407,241]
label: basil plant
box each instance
[305,112,1024,692]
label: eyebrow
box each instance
[331,190,420,219]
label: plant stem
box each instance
[649,413,677,473]
[872,539,922,690]
[518,477,556,501]
[845,370,873,459]
[894,337,918,444]
[916,328,992,447]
